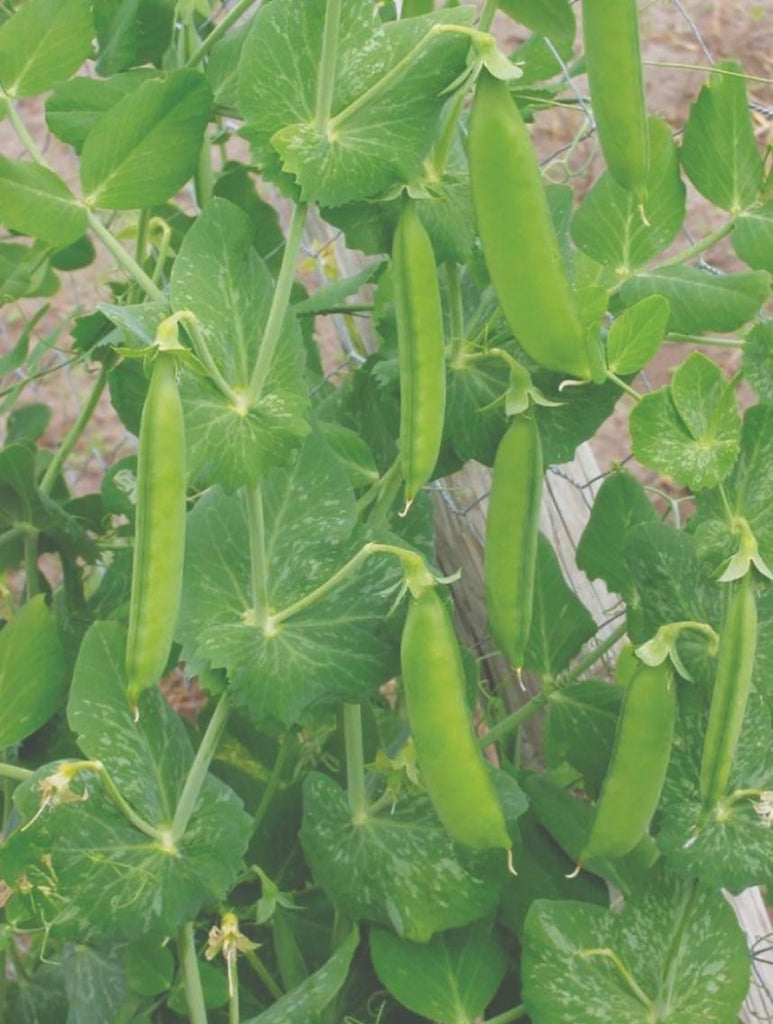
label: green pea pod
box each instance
[125,351,187,707]
[485,412,543,669]
[582,0,649,202]
[401,587,511,851]
[392,201,446,510]
[699,574,757,809]
[469,71,592,381]
[580,660,675,863]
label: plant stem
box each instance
[186,0,261,66]
[557,621,628,686]
[579,948,654,1011]
[178,923,209,1024]
[606,370,641,402]
[315,0,343,130]
[247,203,307,404]
[39,366,109,496]
[246,486,269,623]
[658,879,699,1012]
[85,761,168,841]
[0,762,33,782]
[343,704,367,823]
[172,692,230,841]
[656,219,736,271]
[479,0,498,31]
[485,1005,527,1024]
[86,213,166,302]
[478,693,548,750]
[252,740,289,833]
[445,262,465,363]
[642,60,773,85]
[4,100,50,167]
[366,457,403,528]
[227,960,239,1024]
[432,88,467,177]
[244,949,284,1000]
[181,315,240,404]
[665,333,745,348]
[24,529,39,599]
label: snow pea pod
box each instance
[125,351,186,708]
[580,660,675,863]
[469,71,592,381]
[485,411,543,670]
[582,0,649,202]
[392,201,446,510]
[401,587,511,850]
[699,574,757,809]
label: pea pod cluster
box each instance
[392,201,446,510]
[125,351,187,708]
[582,0,649,202]
[485,411,543,670]
[400,586,511,851]
[699,574,757,809]
[469,71,594,381]
[580,659,675,864]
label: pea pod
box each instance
[582,0,649,202]
[401,587,511,850]
[469,71,592,381]
[485,412,543,669]
[699,574,757,809]
[125,351,186,707]
[392,201,446,509]
[580,660,675,863]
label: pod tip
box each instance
[565,862,582,880]
[506,847,518,877]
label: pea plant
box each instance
[0,0,771,1020]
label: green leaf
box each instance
[319,423,379,489]
[93,0,176,75]
[7,404,51,444]
[733,201,773,272]
[177,433,403,729]
[535,376,622,466]
[620,265,771,336]
[680,60,764,214]
[63,944,127,1024]
[170,198,309,491]
[606,296,670,375]
[80,70,213,209]
[238,0,474,205]
[46,70,160,153]
[370,919,507,1023]
[0,243,50,305]
[125,940,174,996]
[0,0,93,97]
[0,596,65,747]
[576,470,657,602]
[0,621,251,939]
[301,773,501,942]
[659,690,773,891]
[522,866,749,1023]
[544,682,622,796]
[0,158,86,247]
[243,928,359,1024]
[206,23,250,108]
[446,354,509,466]
[571,118,686,274]
[7,964,67,1023]
[630,353,741,492]
[524,534,596,678]
[498,0,575,43]
[743,321,773,403]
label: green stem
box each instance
[186,0,261,67]
[479,0,498,31]
[643,60,773,86]
[0,528,23,553]
[478,693,548,750]
[432,88,467,177]
[343,704,367,823]
[252,741,289,833]
[579,949,654,1011]
[657,880,699,1014]
[656,219,736,270]
[247,204,307,404]
[315,0,343,130]
[246,486,269,625]
[128,208,151,303]
[0,762,33,782]
[172,692,230,841]
[178,924,209,1024]
[606,370,641,401]
[39,366,109,496]
[148,217,173,288]
[445,262,465,363]
[4,99,50,166]
[86,213,166,301]
[244,950,284,1001]
[24,530,39,599]
[665,333,745,348]
[557,621,628,686]
[485,1006,527,1024]
[86,761,168,842]
[227,960,239,1024]
[181,314,240,404]
[365,457,403,528]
